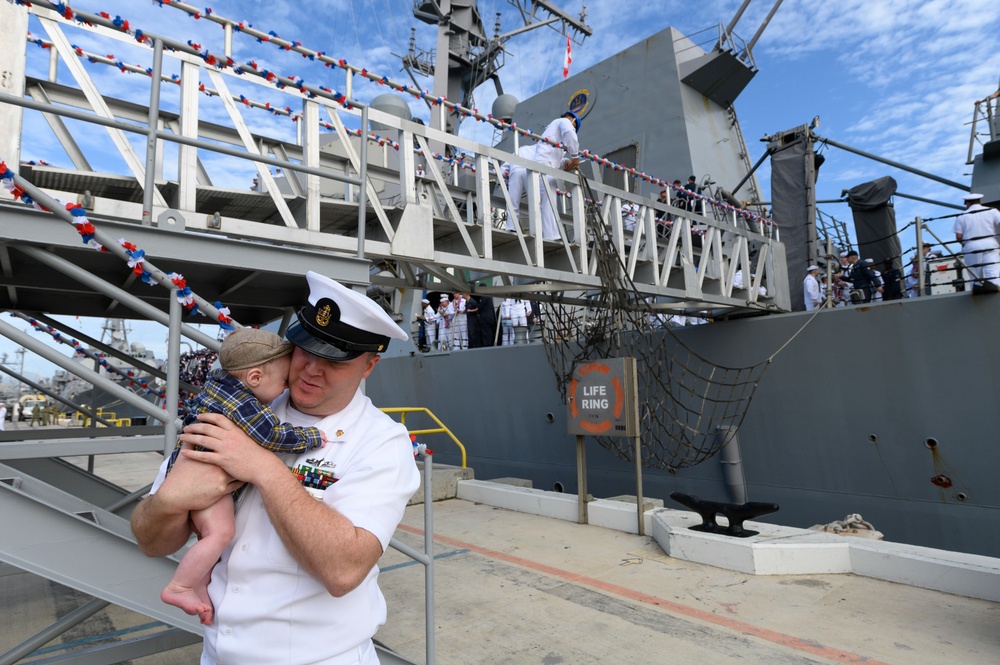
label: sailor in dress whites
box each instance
[133,272,420,665]
[621,200,638,233]
[803,265,822,311]
[436,294,454,350]
[953,192,1000,290]
[501,144,537,233]
[451,293,469,350]
[529,111,582,240]
[418,297,439,351]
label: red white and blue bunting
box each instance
[0,160,236,331]
[10,312,168,401]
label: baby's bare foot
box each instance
[161,584,215,625]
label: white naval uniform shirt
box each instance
[532,117,579,169]
[953,204,1000,251]
[150,389,419,665]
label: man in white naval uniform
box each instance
[621,201,638,233]
[132,271,420,665]
[953,192,1000,291]
[803,265,822,311]
[436,294,454,351]
[500,144,537,233]
[451,293,468,350]
[416,297,438,351]
[531,111,581,241]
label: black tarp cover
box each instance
[770,131,817,310]
[847,176,902,273]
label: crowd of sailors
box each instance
[416,293,559,350]
[804,192,1000,310]
[414,291,718,353]
[804,246,954,310]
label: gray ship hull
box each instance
[368,292,1000,558]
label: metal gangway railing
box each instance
[0,0,789,315]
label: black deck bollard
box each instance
[669,491,779,538]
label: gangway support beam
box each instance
[0,462,202,632]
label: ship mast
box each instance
[404,0,591,136]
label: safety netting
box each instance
[538,174,770,471]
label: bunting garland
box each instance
[10,312,168,401]
[1,160,237,331]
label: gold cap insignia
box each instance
[336,429,344,437]
[316,303,332,327]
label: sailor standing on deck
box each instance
[621,200,638,233]
[436,295,454,351]
[803,265,823,311]
[452,293,469,350]
[953,192,1000,291]
[416,298,437,351]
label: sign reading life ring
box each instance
[567,357,638,437]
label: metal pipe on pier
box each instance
[719,427,747,504]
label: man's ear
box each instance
[244,367,263,387]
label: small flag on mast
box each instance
[562,36,572,78]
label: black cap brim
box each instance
[286,321,365,362]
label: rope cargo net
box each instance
[539,174,770,471]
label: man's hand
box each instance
[562,157,580,172]
[159,444,242,513]
[131,444,241,557]
[179,412,286,486]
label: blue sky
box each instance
[4,0,1000,382]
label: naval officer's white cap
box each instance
[806,265,819,272]
[964,192,984,201]
[285,271,407,361]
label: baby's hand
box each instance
[320,431,328,447]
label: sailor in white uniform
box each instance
[621,201,638,233]
[500,298,531,345]
[452,293,469,350]
[133,271,420,665]
[419,297,439,350]
[500,144,536,233]
[953,192,1000,289]
[436,294,454,351]
[529,111,582,241]
[803,265,822,311]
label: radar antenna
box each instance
[401,0,591,136]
